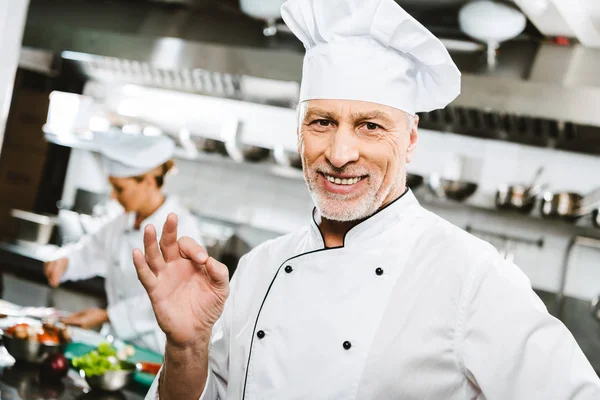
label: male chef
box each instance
[134,0,600,399]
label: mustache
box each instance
[313,164,368,177]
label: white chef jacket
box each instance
[146,190,600,399]
[61,196,202,353]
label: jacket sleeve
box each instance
[144,254,246,400]
[458,257,600,399]
[60,215,122,282]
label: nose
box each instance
[110,190,117,200]
[325,125,359,168]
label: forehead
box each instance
[301,99,406,120]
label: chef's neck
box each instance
[319,185,407,248]
[134,192,166,230]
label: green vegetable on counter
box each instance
[72,342,122,377]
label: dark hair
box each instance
[133,160,175,188]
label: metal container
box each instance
[83,361,137,392]
[1,333,65,364]
[495,184,540,213]
[10,209,59,246]
[540,192,583,221]
[427,174,478,202]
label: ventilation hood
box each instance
[23,0,600,156]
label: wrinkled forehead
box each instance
[299,99,411,124]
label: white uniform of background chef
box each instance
[135,0,600,398]
[44,134,202,354]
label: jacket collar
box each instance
[309,189,420,248]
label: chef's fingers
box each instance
[177,236,209,265]
[159,213,179,263]
[133,248,158,292]
[144,224,166,273]
[205,256,229,289]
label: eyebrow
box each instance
[302,108,339,123]
[350,110,395,126]
[303,107,395,126]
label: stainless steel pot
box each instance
[540,192,583,221]
[495,184,541,213]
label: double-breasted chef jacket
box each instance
[62,196,201,353]
[147,190,600,399]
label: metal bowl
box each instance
[1,333,66,364]
[82,360,137,392]
[427,174,478,202]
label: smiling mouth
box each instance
[321,173,366,185]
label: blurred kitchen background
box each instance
[1,0,600,374]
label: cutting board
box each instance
[64,342,163,388]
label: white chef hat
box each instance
[280,0,461,114]
[98,133,175,178]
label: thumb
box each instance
[205,257,229,289]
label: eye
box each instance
[313,119,333,127]
[365,122,381,131]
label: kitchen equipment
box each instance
[497,166,546,212]
[406,173,424,190]
[427,173,478,202]
[540,192,583,221]
[10,209,59,246]
[1,332,66,364]
[81,359,137,391]
[73,189,109,216]
[459,0,527,69]
[273,146,302,170]
[221,118,271,163]
[540,188,600,222]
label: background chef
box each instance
[44,134,202,354]
[135,0,600,398]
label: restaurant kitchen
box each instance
[1,0,600,398]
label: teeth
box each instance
[325,175,361,185]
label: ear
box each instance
[404,115,419,164]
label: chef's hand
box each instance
[132,213,230,348]
[61,308,109,329]
[44,258,69,287]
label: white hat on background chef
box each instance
[280,0,461,114]
[98,133,175,178]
